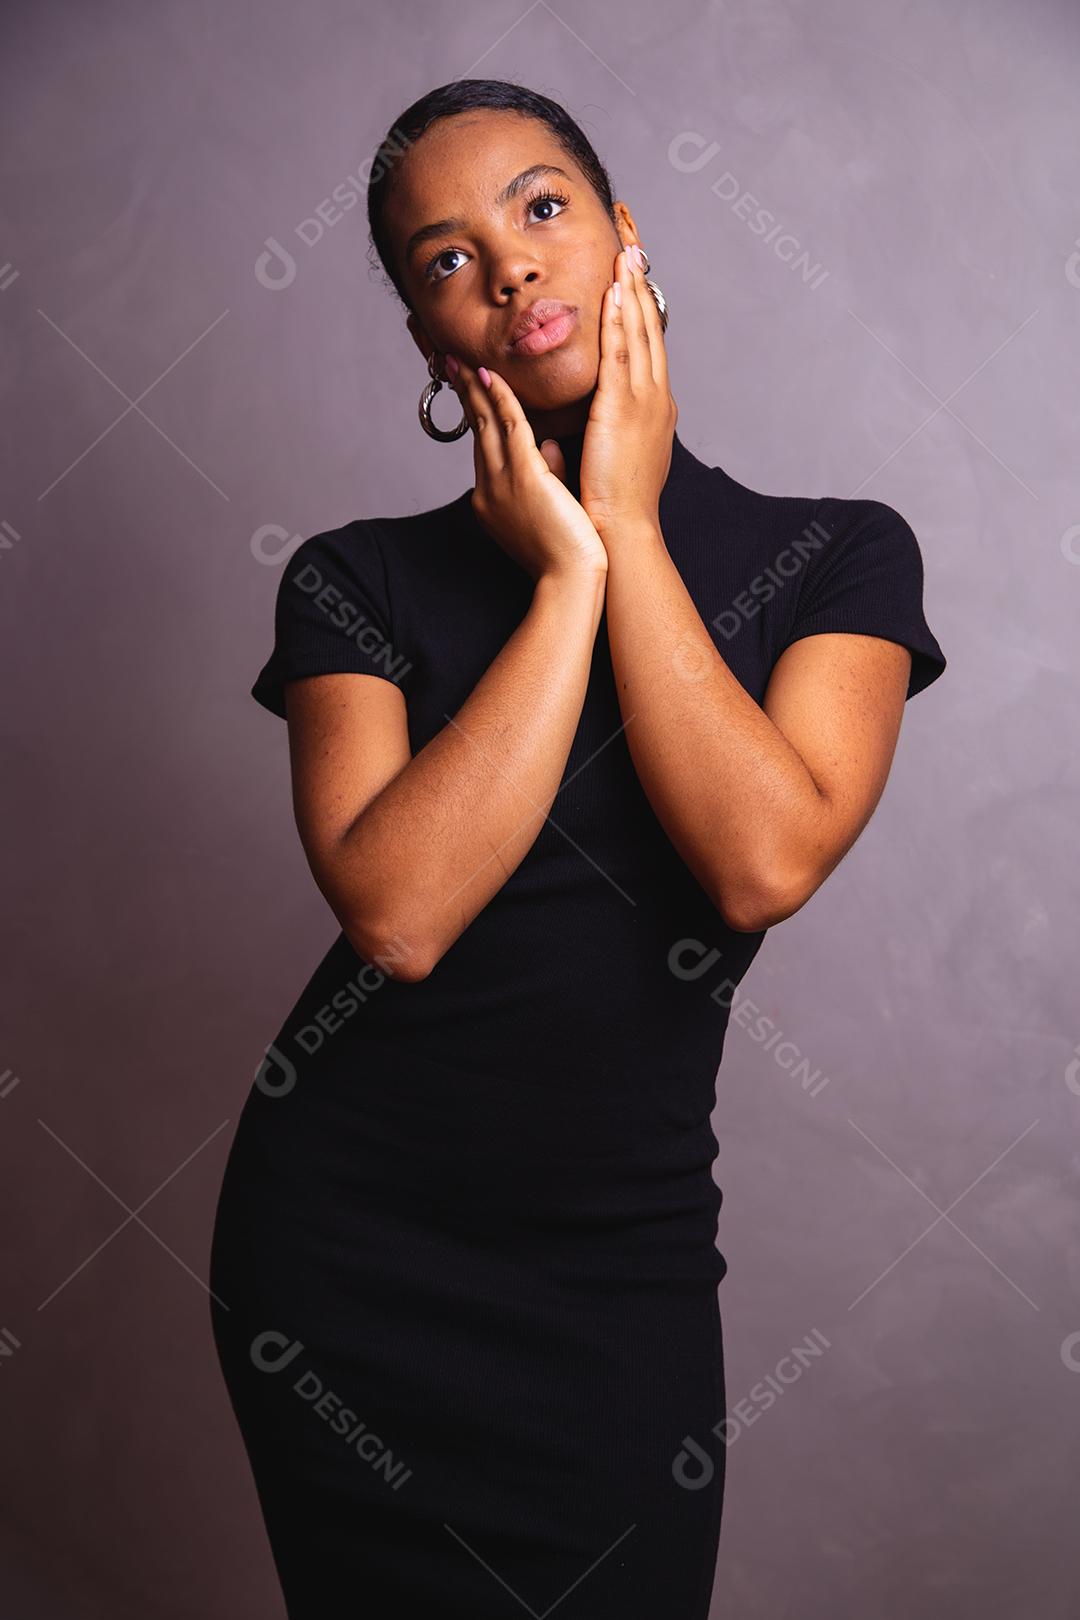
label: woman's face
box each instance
[387,109,639,435]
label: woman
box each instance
[209,79,946,1618]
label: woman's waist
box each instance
[227,1049,726,1279]
[276,936,738,1097]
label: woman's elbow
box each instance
[713,865,816,933]
[341,909,437,982]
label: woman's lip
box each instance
[509,308,578,356]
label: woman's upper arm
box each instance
[762,630,911,896]
[757,495,947,910]
[283,671,413,938]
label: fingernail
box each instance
[612,280,621,308]
[444,354,459,380]
[478,366,492,389]
[628,244,647,271]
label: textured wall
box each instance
[1,1,1077,1615]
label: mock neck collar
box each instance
[451,428,714,534]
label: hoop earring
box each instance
[638,252,670,333]
[418,351,469,441]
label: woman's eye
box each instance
[427,247,467,283]
[425,192,569,283]
[527,191,569,223]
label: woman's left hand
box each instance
[579,243,677,544]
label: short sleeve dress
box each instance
[209,430,946,1619]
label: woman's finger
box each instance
[598,271,632,399]
[538,437,567,484]
[445,354,498,497]
[626,245,669,389]
[475,366,539,475]
[614,245,652,393]
[448,354,507,477]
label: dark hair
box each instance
[365,79,618,313]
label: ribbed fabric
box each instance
[211,430,946,1616]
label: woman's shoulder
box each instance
[697,454,925,576]
[271,486,467,592]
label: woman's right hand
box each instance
[444,354,609,584]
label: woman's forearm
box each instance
[340,564,607,975]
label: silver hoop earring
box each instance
[418,351,469,441]
[638,253,670,333]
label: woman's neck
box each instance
[524,394,591,450]
[554,427,586,496]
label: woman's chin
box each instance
[502,353,598,413]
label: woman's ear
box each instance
[612,200,640,253]
[405,312,434,367]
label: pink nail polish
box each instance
[478,366,492,389]
[613,281,621,308]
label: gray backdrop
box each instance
[2,1,1077,1616]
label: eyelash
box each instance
[424,189,571,282]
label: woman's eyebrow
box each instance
[404,163,574,264]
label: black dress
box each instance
[209,429,946,1618]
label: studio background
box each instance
[1,1,1077,1616]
